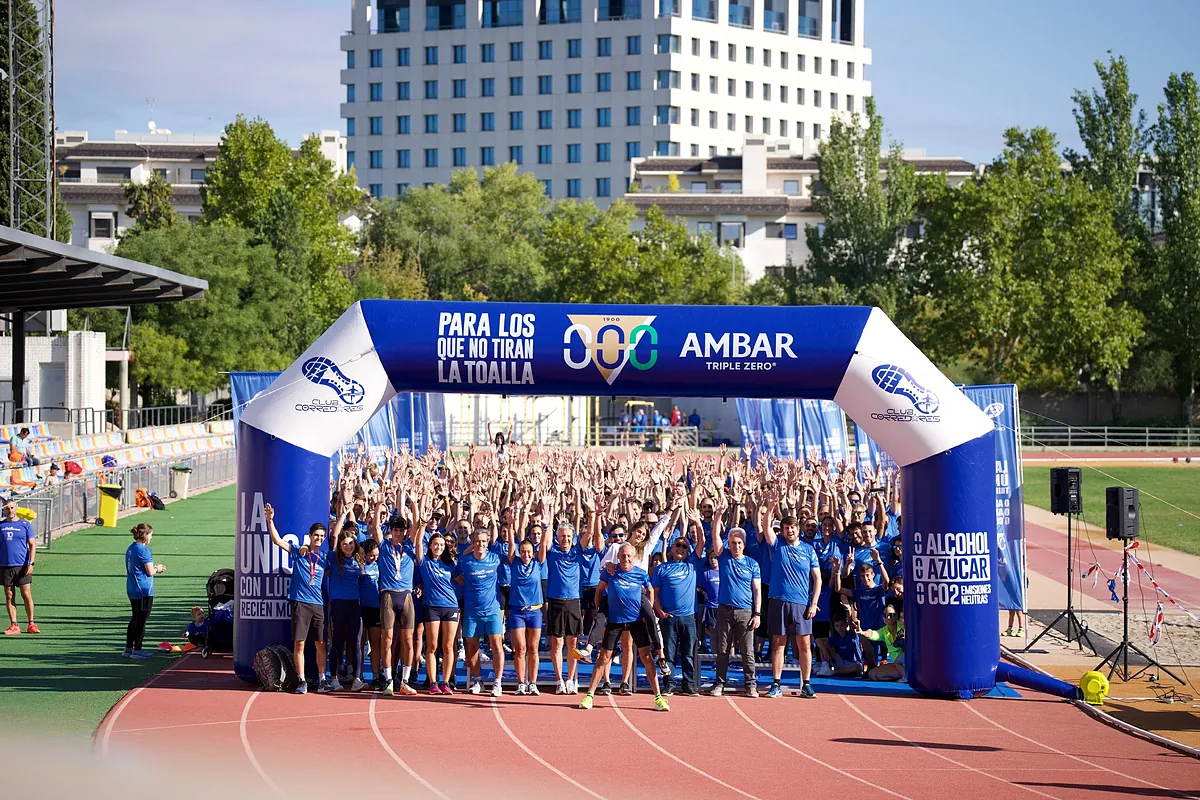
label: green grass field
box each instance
[1022,466,1200,555]
[0,485,234,738]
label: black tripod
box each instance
[1096,544,1185,684]
[1023,512,1096,653]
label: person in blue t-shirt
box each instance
[651,506,706,695]
[759,505,822,699]
[358,539,384,687]
[124,521,165,658]
[828,614,866,676]
[619,410,632,446]
[708,509,762,698]
[370,502,418,697]
[542,517,585,695]
[414,529,461,694]
[326,529,366,692]
[505,505,544,696]
[454,527,506,697]
[266,503,330,694]
[2,496,38,635]
[697,549,720,654]
[579,543,669,711]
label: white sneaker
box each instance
[480,651,492,663]
[491,680,503,697]
[330,677,343,692]
[555,680,568,695]
[469,680,482,695]
[815,661,834,678]
[350,677,367,692]
[528,682,540,696]
[458,645,467,662]
[516,683,528,696]
[567,679,578,694]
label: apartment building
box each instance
[627,136,975,281]
[340,0,871,203]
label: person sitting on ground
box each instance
[855,603,905,681]
[828,613,866,677]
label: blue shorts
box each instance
[767,597,813,637]
[462,611,503,638]
[508,606,543,630]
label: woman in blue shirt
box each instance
[124,522,165,659]
[414,529,460,695]
[505,506,544,696]
[327,530,365,692]
[358,539,383,688]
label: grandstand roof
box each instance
[0,224,208,312]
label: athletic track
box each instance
[96,654,1200,799]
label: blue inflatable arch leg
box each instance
[234,301,997,697]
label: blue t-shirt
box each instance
[288,549,328,605]
[546,543,583,599]
[830,629,863,664]
[0,519,35,567]
[455,550,502,616]
[186,619,209,638]
[700,566,720,609]
[509,558,544,608]
[328,555,362,601]
[377,538,415,592]
[605,566,650,624]
[125,541,154,599]
[580,546,602,587]
[855,583,887,630]
[769,538,819,606]
[496,540,511,587]
[716,551,760,609]
[359,561,381,608]
[650,556,699,616]
[418,558,458,608]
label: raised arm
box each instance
[264,504,292,553]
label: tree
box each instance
[539,202,741,305]
[1152,72,1200,421]
[363,163,549,300]
[911,127,1142,388]
[123,171,179,232]
[200,115,292,232]
[351,246,429,301]
[114,224,296,396]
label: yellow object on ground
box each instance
[1080,670,1110,706]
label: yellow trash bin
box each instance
[97,484,122,527]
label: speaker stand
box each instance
[1095,545,1185,684]
[1022,512,1097,654]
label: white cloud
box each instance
[55,0,346,143]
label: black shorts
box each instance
[361,605,381,628]
[547,597,583,637]
[767,597,813,637]
[423,605,460,624]
[291,601,325,642]
[813,620,830,639]
[601,620,650,652]
[581,587,598,614]
[1,566,31,587]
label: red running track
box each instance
[96,655,1200,799]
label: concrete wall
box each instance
[0,332,107,418]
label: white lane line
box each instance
[97,653,193,754]
[239,692,285,797]
[840,696,1062,800]
[963,702,1200,799]
[369,694,453,799]
[725,697,912,799]
[111,706,408,735]
[607,696,765,800]
[492,699,609,800]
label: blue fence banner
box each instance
[229,371,280,446]
[236,300,998,696]
[963,384,1026,612]
[854,423,898,481]
[771,399,800,459]
[798,399,849,469]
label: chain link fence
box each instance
[14,448,236,549]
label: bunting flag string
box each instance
[1077,542,1200,646]
[1149,601,1164,647]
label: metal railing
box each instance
[126,403,232,429]
[2,405,113,436]
[590,425,700,448]
[1021,425,1198,449]
[12,447,236,549]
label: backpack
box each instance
[149,493,166,511]
[63,461,82,475]
[252,644,299,692]
[135,488,151,508]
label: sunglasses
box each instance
[884,613,897,619]
[673,541,689,548]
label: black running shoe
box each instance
[599,681,612,696]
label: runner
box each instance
[370,501,418,696]
[327,529,365,692]
[265,505,329,693]
[579,543,669,712]
[651,505,706,695]
[358,539,384,688]
[543,501,585,694]
[707,502,762,698]
[413,525,461,695]
[505,503,542,695]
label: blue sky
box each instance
[56,0,1199,164]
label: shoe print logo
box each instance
[301,357,365,405]
[871,364,940,414]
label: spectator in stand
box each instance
[42,464,62,486]
[632,408,646,446]
[687,409,701,429]
[670,405,682,427]
[7,427,39,467]
[2,496,39,635]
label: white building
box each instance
[626,136,975,281]
[340,0,871,203]
[56,128,350,252]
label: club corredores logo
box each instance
[870,363,941,422]
[562,315,658,385]
[297,356,366,413]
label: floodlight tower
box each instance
[5,0,55,238]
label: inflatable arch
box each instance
[235,300,998,697]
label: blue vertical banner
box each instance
[799,399,824,463]
[736,398,764,460]
[229,371,281,446]
[854,423,897,480]
[962,384,1026,612]
[390,393,414,454]
[817,400,850,468]
[736,399,803,462]
[412,393,429,454]
[426,393,448,450]
[771,399,800,459]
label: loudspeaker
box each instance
[1050,467,1082,515]
[1106,487,1140,540]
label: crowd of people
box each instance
[267,434,907,711]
